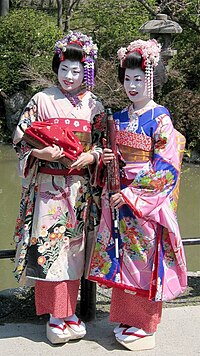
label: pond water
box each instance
[0,144,199,291]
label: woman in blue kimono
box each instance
[88,39,187,351]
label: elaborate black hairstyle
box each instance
[118,51,143,85]
[52,42,98,84]
[118,51,167,91]
[52,43,85,74]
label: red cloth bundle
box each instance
[23,120,83,167]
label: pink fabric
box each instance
[88,110,187,301]
[35,280,80,318]
[110,288,162,333]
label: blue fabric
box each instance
[113,106,170,137]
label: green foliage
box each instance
[162,89,200,153]
[72,0,156,58]
[173,31,200,91]
[159,1,200,154]
[0,8,64,95]
[0,1,199,154]
[165,0,200,92]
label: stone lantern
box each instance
[139,13,182,63]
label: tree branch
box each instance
[136,0,157,16]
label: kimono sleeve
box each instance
[121,113,180,218]
[13,95,40,178]
[89,99,105,187]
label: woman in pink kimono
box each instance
[13,31,104,344]
[88,39,187,350]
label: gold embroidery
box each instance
[120,145,153,162]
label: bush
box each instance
[94,57,129,111]
[74,0,155,59]
[162,89,200,154]
[0,8,64,95]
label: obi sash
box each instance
[120,145,153,163]
[23,118,83,161]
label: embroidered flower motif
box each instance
[74,121,80,127]
[162,231,175,267]
[40,229,48,237]
[116,131,152,150]
[63,236,69,243]
[44,242,51,249]
[132,161,175,194]
[66,221,73,228]
[59,225,66,233]
[54,227,59,233]
[90,240,112,276]
[57,233,63,240]
[38,245,45,253]
[120,217,153,262]
[65,119,70,124]
[30,237,37,245]
[154,132,168,151]
[37,256,46,266]
[49,233,57,241]
[48,206,62,220]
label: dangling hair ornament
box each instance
[55,31,98,90]
[117,39,161,99]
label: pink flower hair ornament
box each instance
[117,39,162,99]
[55,31,98,90]
[117,39,161,69]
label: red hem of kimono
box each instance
[88,276,151,298]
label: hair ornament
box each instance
[55,31,98,90]
[117,39,161,68]
[117,39,161,99]
[55,31,98,59]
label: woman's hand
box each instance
[70,152,95,169]
[102,148,115,165]
[31,145,65,161]
[110,192,125,209]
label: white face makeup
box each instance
[58,59,84,95]
[124,67,148,108]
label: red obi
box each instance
[23,119,83,161]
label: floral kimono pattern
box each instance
[88,105,187,302]
[13,86,104,283]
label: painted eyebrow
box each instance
[125,74,142,78]
[61,64,80,70]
